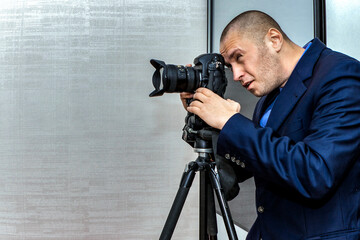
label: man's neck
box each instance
[280,43,305,87]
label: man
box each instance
[182,10,360,240]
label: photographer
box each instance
[182,10,360,239]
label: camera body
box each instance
[149,53,228,147]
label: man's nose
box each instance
[232,66,245,82]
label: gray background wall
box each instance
[0,0,206,239]
[326,0,360,60]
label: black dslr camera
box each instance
[149,53,227,97]
[149,53,227,147]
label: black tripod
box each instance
[159,136,238,240]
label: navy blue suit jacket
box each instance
[217,38,360,239]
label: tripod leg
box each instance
[208,168,238,240]
[159,162,197,240]
[206,181,218,239]
[200,166,219,240]
[200,170,218,239]
[199,170,207,240]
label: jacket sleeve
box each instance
[217,62,360,200]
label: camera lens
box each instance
[164,65,199,93]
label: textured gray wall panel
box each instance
[0,1,207,239]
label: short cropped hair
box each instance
[220,10,291,46]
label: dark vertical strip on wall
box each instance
[207,0,213,53]
[314,0,327,45]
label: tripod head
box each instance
[182,111,214,153]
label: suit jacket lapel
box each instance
[265,72,307,131]
[253,95,268,126]
[254,38,327,131]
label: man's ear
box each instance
[265,28,283,52]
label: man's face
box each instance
[220,31,284,97]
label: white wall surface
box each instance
[327,0,360,60]
[0,0,207,239]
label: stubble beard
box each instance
[256,47,285,97]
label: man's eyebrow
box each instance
[223,49,239,68]
[228,48,242,61]
[228,50,236,61]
